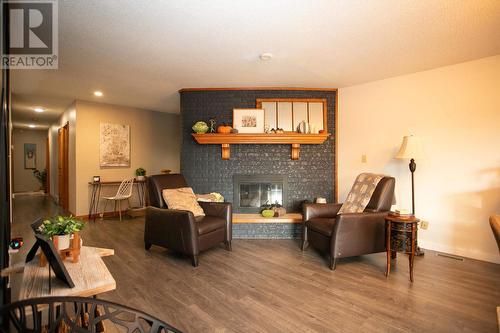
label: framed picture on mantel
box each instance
[233,109,265,133]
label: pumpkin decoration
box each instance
[217,123,232,134]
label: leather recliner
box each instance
[145,174,232,267]
[302,177,395,270]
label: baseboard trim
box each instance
[77,211,122,220]
[419,240,500,264]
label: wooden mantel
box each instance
[192,133,330,160]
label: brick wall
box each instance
[180,89,337,214]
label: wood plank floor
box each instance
[11,194,500,332]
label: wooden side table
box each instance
[385,215,419,282]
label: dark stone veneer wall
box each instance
[180,89,336,213]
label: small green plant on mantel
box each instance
[135,167,146,177]
[37,215,85,237]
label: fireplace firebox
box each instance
[233,175,287,213]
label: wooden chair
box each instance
[101,178,134,221]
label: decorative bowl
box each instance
[192,121,209,134]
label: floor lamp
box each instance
[396,135,424,255]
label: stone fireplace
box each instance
[180,88,337,238]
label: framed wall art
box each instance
[232,109,265,133]
[99,123,130,167]
[24,143,37,169]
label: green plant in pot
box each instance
[33,169,47,193]
[135,167,146,181]
[38,215,85,250]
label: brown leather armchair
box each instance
[145,174,232,267]
[302,177,395,270]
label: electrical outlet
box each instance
[361,154,367,163]
[420,220,429,230]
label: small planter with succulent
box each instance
[38,215,85,251]
[135,167,146,181]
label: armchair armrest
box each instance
[199,202,232,220]
[303,203,343,221]
[331,211,390,258]
[145,206,198,255]
[198,202,232,241]
[335,211,389,226]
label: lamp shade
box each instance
[395,135,424,159]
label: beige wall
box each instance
[12,128,47,193]
[74,101,181,216]
[339,55,500,263]
[48,102,77,214]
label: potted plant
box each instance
[37,215,85,250]
[135,167,146,181]
[33,169,47,193]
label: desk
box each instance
[385,215,419,282]
[19,246,115,300]
[88,179,147,221]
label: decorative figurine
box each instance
[208,118,217,133]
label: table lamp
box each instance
[395,135,423,215]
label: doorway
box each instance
[58,122,69,211]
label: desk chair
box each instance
[101,178,134,221]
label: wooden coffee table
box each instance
[18,246,115,300]
[385,215,419,282]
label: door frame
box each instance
[46,136,50,195]
[58,122,69,211]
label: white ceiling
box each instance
[12,0,500,128]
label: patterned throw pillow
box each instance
[162,187,205,217]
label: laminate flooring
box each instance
[10,194,500,332]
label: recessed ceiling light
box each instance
[259,53,273,61]
[94,91,103,97]
[28,124,36,128]
[34,107,44,113]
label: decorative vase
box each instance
[137,175,145,181]
[297,121,311,134]
[53,234,71,250]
